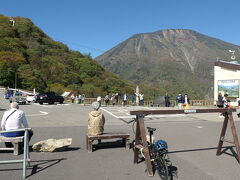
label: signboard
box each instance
[184,109,197,113]
[218,80,239,97]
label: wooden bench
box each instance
[86,133,130,152]
[0,136,24,155]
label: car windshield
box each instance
[15,92,23,96]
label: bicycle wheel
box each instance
[154,154,169,180]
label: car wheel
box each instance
[39,102,43,105]
[28,101,31,103]
[60,100,63,104]
[49,101,54,104]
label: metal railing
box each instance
[0,128,31,179]
[80,98,214,107]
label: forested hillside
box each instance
[0,15,133,96]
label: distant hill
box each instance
[0,15,133,96]
[96,29,240,99]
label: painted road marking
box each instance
[116,114,186,119]
[100,107,186,119]
[100,107,119,119]
[26,111,49,117]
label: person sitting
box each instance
[1,102,33,147]
[88,102,105,136]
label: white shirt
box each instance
[123,94,127,101]
[97,96,101,102]
[1,108,29,131]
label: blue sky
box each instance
[1,0,240,57]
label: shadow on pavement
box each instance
[222,146,240,163]
[169,145,239,162]
[28,158,66,177]
[92,140,126,152]
[0,158,66,178]
[29,146,80,153]
[61,147,80,152]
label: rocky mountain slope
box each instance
[96,29,240,98]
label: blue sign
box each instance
[184,109,197,113]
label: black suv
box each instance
[36,92,64,105]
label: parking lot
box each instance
[0,94,240,180]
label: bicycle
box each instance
[129,118,170,180]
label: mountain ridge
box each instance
[96,29,240,98]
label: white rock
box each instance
[32,138,72,152]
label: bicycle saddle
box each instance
[147,127,156,132]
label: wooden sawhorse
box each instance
[130,108,240,176]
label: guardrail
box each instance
[0,128,31,179]
[76,98,214,107]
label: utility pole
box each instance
[14,72,17,90]
[135,86,139,106]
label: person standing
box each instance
[130,94,135,105]
[115,93,119,105]
[105,94,110,106]
[97,96,102,107]
[122,93,127,106]
[81,94,85,105]
[79,94,82,104]
[111,94,116,106]
[70,94,75,103]
[164,93,170,107]
[1,102,33,147]
[176,93,183,109]
[223,94,230,108]
[182,94,190,109]
[217,93,224,108]
[139,93,144,106]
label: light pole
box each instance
[14,72,17,89]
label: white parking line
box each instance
[117,114,186,119]
[26,111,49,117]
[100,107,119,118]
[39,111,48,115]
[100,107,186,119]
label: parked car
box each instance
[10,92,27,105]
[26,94,36,103]
[36,92,64,105]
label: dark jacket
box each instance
[182,97,190,104]
[217,95,224,107]
[176,95,183,103]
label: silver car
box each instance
[10,92,27,104]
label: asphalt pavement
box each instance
[0,94,240,180]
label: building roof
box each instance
[214,61,240,71]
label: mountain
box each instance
[96,29,240,99]
[0,15,133,96]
